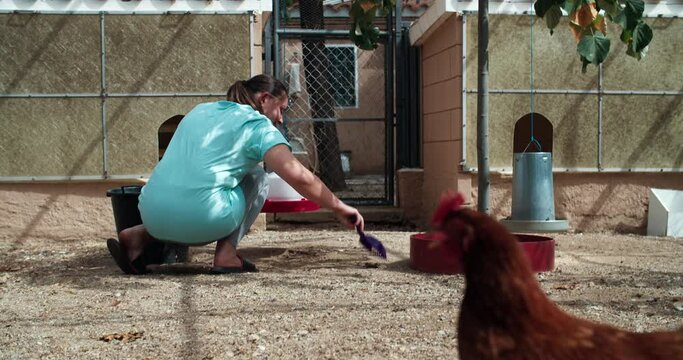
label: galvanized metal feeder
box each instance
[501,113,569,233]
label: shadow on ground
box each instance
[5,243,419,289]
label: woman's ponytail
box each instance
[226,74,288,111]
[226,80,261,111]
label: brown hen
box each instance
[432,192,683,360]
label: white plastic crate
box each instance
[647,188,683,237]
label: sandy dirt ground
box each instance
[1,223,682,359]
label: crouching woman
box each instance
[107,74,364,274]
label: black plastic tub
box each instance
[106,186,144,234]
[106,185,189,264]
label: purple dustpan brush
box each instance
[357,226,387,259]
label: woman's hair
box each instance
[226,74,288,111]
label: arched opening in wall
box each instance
[158,115,184,160]
[513,113,553,153]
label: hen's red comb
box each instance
[432,191,465,227]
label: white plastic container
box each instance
[266,172,303,200]
[647,188,683,237]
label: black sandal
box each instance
[107,238,147,275]
[210,255,258,274]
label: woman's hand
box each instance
[333,203,364,231]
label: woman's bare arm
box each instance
[264,144,363,230]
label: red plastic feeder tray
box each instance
[409,232,555,274]
[261,198,320,213]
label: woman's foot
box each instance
[213,239,243,268]
[107,238,147,275]
[118,224,152,262]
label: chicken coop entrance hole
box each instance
[158,114,184,160]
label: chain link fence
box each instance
[279,38,389,200]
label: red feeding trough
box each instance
[262,172,320,213]
[409,232,555,274]
[261,198,320,213]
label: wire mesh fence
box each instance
[0,13,253,180]
[279,38,388,200]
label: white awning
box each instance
[0,0,271,14]
[410,0,683,46]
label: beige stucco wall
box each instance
[404,12,683,233]
[1,15,104,177]
[0,13,262,244]
[0,13,252,179]
[0,181,143,244]
[2,171,680,247]
[471,173,683,234]
[0,179,268,246]
[463,15,683,170]
[401,169,683,233]
[106,96,223,175]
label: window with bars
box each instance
[324,44,358,108]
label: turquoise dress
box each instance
[138,101,289,244]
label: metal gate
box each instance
[268,1,395,205]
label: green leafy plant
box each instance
[349,0,396,50]
[347,0,652,71]
[535,0,653,72]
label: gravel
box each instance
[1,223,682,359]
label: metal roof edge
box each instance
[0,0,271,14]
[410,0,682,46]
[409,0,455,46]
[446,0,682,17]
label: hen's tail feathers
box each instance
[432,191,466,228]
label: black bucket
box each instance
[106,186,190,264]
[106,186,145,234]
